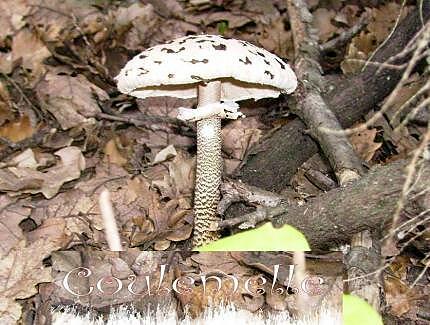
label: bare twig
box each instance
[320,12,370,52]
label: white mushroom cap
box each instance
[115,34,297,102]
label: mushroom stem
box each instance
[192,80,222,247]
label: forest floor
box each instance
[0,0,429,324]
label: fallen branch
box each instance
[286,0,364,184]
[239,3,430,191]
[223,159,429,250]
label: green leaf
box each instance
[195,222,311,251]
[343,294,383,325]
[217,21,228,35]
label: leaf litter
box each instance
[0,0,428,323]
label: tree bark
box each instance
[239,3,430,192]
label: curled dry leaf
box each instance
[148,19,199,47]
[222,118,262,161]
[113,3,157,35]
[168,150,195,196]
[384,274,420,317]
[255,18,294,58]
[137,96,195,119]
[340,31,374,74]
[367,3,411,43]
[184,11,252,28]
[36,72,108,130]
[341,4,412,75]
[191,252,250,276]
[26,217,70,247]
[243,0,280,23]
[153,240,171,250]
[8,148,38,169]
[178,271,265,318]
[222,117,262,174]
[334,5,360,26]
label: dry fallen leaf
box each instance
[0,0,28,47]
[340,32,374,74]
[0,238,63,324]
[0,196,30,257]
[0,115,35,143]
[384,274,420,317]
[153,144,177,165]
[0,82,13,126]
[12,28,51,84]
[184,11,252,28]
[104,138,128,166]
[349,129,382,162]
[313,8,337,43]
[368,3,410,43]
[113,3,160,50]
[222,118,262,161]
[0,146,85,198]
[255,18,294,58]
[36,72,107,130]
[8,148,38,169]
[334,5,360,26]
[28,0,106,44]
[26,217,70,247]
[168,150,195,196]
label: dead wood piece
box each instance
[286,0,364,185]
[346,230,382,311]
[239,3,430,192]
[224,159,429,250]
[218,178,289,215]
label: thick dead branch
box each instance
[224,159,429,250]
[287,0,364,184]
[239,3,430,191]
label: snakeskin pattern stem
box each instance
[192,81,222,247]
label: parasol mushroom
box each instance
[116,34,297,248]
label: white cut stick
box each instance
[99,189,123,251]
